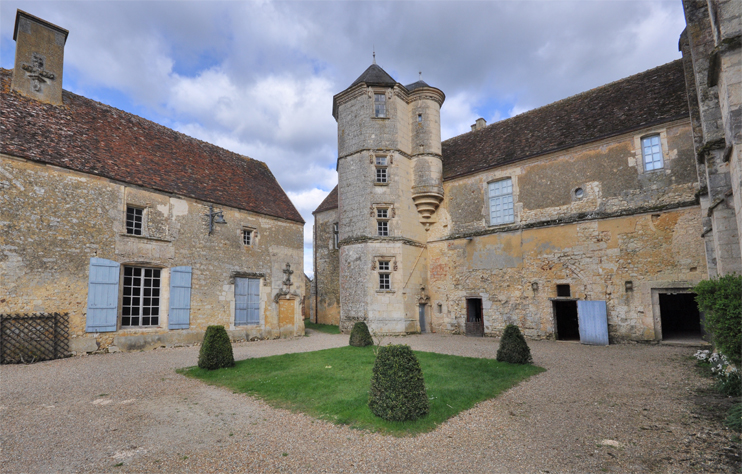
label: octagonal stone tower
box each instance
[332,63,445,334]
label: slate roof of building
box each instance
[349,64,397,89]
[404,80,430,92]
[0,69,304,223]
[441,59,690,180]
[313,185,339,213]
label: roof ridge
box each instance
[443,59,683,145]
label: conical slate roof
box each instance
[404,80,430,92]
[349,64,397,88]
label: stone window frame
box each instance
[641,134,664,172]
[240,225,259,248]
[372,154,391,186]
[118,264,169,330]
[370,203,395,236]
[372,255,397,293]
[125,204,145,236]
[487,177,515,226]
[370,88,392,119]
[633,129,669,175]
[332,222,339,249]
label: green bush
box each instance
[725,403,742,433]
[198,325,235,370]
[694,274,742,367]
[349,321,373,347]
[368,345,429,421]
[496,324,533,364]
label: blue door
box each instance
[577,300,609,346]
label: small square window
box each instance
[376,208,388,219]
[378,261,390,272]
[556,284,571,297]
[642,135,664,171]
[242,229,253,246]
[126,206,143,235]
[376,167,388,183]
[377,220,389,236]
[374,93,386,118]
[375,156,387,166]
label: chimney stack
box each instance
[12,10,69,105]
[470,117,487,131]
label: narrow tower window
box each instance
[374,93,386,118]
[377,208,389,236]
[378,260,391,290]
[417,113,423,123]
[375,156,388,184]
[332,222,339,249]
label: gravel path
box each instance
[1,332,738,473]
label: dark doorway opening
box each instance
[660,293,702,340]
[419,304,427,333]
[554,300,579,341]
[465,298,483,337]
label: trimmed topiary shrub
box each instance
[349,321,373,347]
[198,325,235,370]
[368,344,429,421]
[694,274,742,367]
[496,324,533,364]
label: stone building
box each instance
[1,11,305,353]
[314,2,742,342]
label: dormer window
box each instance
[374,93,386,118]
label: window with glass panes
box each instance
[242,229,253,246]
[126,206,143,235]
[378,261,391,290]
[377,208,389,236]
[489,178,514,225]
[121,266,161,327]
[375,156,388,183]
[374,93,386,117]
[642,135,664,171]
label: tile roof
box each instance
[0,69,303,223]
[313,185,338,213]
[441,59,690,180]
[404,80,430,92]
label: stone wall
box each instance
[425,119,706,341]
[313,207,340,325]
[0,154,305,352]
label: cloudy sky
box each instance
[1,0,687,276]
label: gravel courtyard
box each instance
[1,331,738,473]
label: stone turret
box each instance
[332,62,444,334]
[12,10,68,105]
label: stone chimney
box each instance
[470,117,487,131]
[11,10,69,105]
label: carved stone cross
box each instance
[21,53,56,92]
[282,263,294,288]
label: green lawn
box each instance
[180,345,544,435]
[303,319,341,334]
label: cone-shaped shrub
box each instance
[368,344,429,421]
[496,324,533,364]
[349,321,373,347]
[198,325,235,370]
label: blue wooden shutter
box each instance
[235,278,248,326]
[577,300,609,346]
[247,278,260,325]
[86,258,120,332]
[168,266,192,329]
